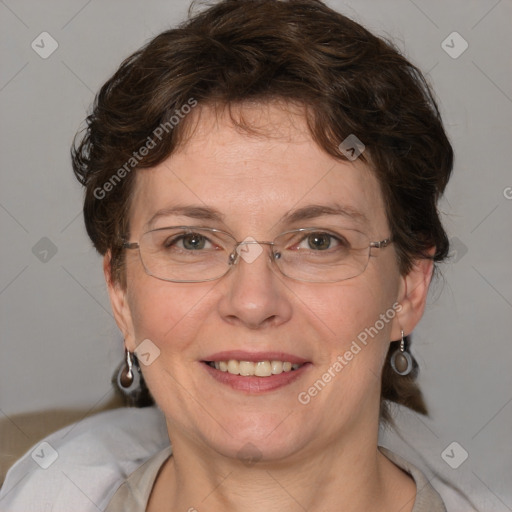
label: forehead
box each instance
[128,102,388,237]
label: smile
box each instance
[205,360,303,377]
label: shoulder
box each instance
[380,446,447,512]
[0,407,169,512]
[379,446,479,512]
[105,446,173,512]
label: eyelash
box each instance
[162,231,349,251]
[163,233,215,250]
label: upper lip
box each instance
[202,351,309,364]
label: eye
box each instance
[306,233,332,250]
[165,233,213,251]
[297,232,346,251]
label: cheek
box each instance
[126,269,218,354]
[299,265,401,381]
[309,279,397,340]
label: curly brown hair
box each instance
[71,0,453,422]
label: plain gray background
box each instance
[0,0,511,510]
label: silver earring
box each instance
[117,347,140,393]
[390,330,413,376]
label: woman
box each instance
[2,0,454,510]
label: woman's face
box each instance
[108,102,421,462]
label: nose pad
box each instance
[228,250,239,266]
[236,239,265,265]
[228,240,277,271]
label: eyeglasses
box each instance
[122,226,392,283]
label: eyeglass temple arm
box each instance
[122,242,139,249]
[370,238,392,249]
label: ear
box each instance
[390,248,435,340]
[103,251,136,351]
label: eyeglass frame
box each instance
[122,225,392,284]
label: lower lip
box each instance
[202,362,311,393]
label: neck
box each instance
[149,422,415,512]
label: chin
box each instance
[195,410,316,463]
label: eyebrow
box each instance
[280,204,370,227]
[145,203,369,231]
[144,205,225,230]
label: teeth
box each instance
[255,361,271,377]
[270,360,283,374]
[239,361,253,376]
[227,359,239,374]
[209,359,303,377]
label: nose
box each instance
[217,241,293,330]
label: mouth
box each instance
[204,359,304,377]
[201,352,311,393]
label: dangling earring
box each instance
[390,330,413,376]
[117,346,139,392]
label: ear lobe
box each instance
[103,252,136,350]
[390,251,435,340]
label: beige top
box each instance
[105,445,446,512]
